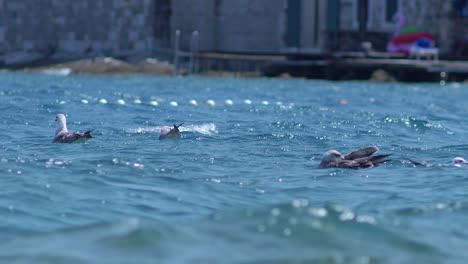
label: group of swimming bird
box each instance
[53,113,468,169]
[53,114,182,143]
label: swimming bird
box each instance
[53,114,94,143]
[407,157,468,167]
[406,159,428,167]
[159,123,183,140]
[319,146,391,169]
[452,157,468,167]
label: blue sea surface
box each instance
[0,73,468,263]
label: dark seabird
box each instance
[159,123,183,140]
[53,114,94,143]
[319,146,391,169]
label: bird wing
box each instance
[344,146,379,160]
[407,159,429,166]
[53,132,83,143]
[350,154,391,168]
[53,131,93,143]
[326,154,391,169]
[167,128,182,139]
[367,154,391,165]
[329,159,375,169]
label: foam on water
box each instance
[128,123,217,136]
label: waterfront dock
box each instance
[18,50,468,83]
[189,51,468,82]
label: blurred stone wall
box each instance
[211,0,285,52]
[0,0,159,65]
[170,0,215,51]
[171,0,286,53]
[0,0,462,66]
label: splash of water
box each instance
[128,123,217,136]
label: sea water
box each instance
[0,73,467,263]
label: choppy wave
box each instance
[382,115,450,133]
[0,202,448,264]
[2,74,468,263]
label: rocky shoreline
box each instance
[21,57,174,76]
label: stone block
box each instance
[135,14,144,27]
[67,32,76,41]
[23,40,34,50]
[129,30,139,42]
[134,40,146,51]
[0,27,5,42]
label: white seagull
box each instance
[319,146,391,169]
[452,157,468,167]
[53,114,94,143]
[159,123,183,140]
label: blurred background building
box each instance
[0,0,467,66]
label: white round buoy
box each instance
[133,99,142,104]
[225,99,233,106]
[244,99,252,105]
[188,99,198,106]
[116,99,125,105]
[149,100,159,106]
[261,100,269,105]
[169,101,178,107]
[206,99,216,106]
[81,99,89,104]
[99,99,108,104]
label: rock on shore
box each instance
[26,57,174,75]
[370,69,396,82]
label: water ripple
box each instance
[0,74,468,263]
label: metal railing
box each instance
[173,30,199,76]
